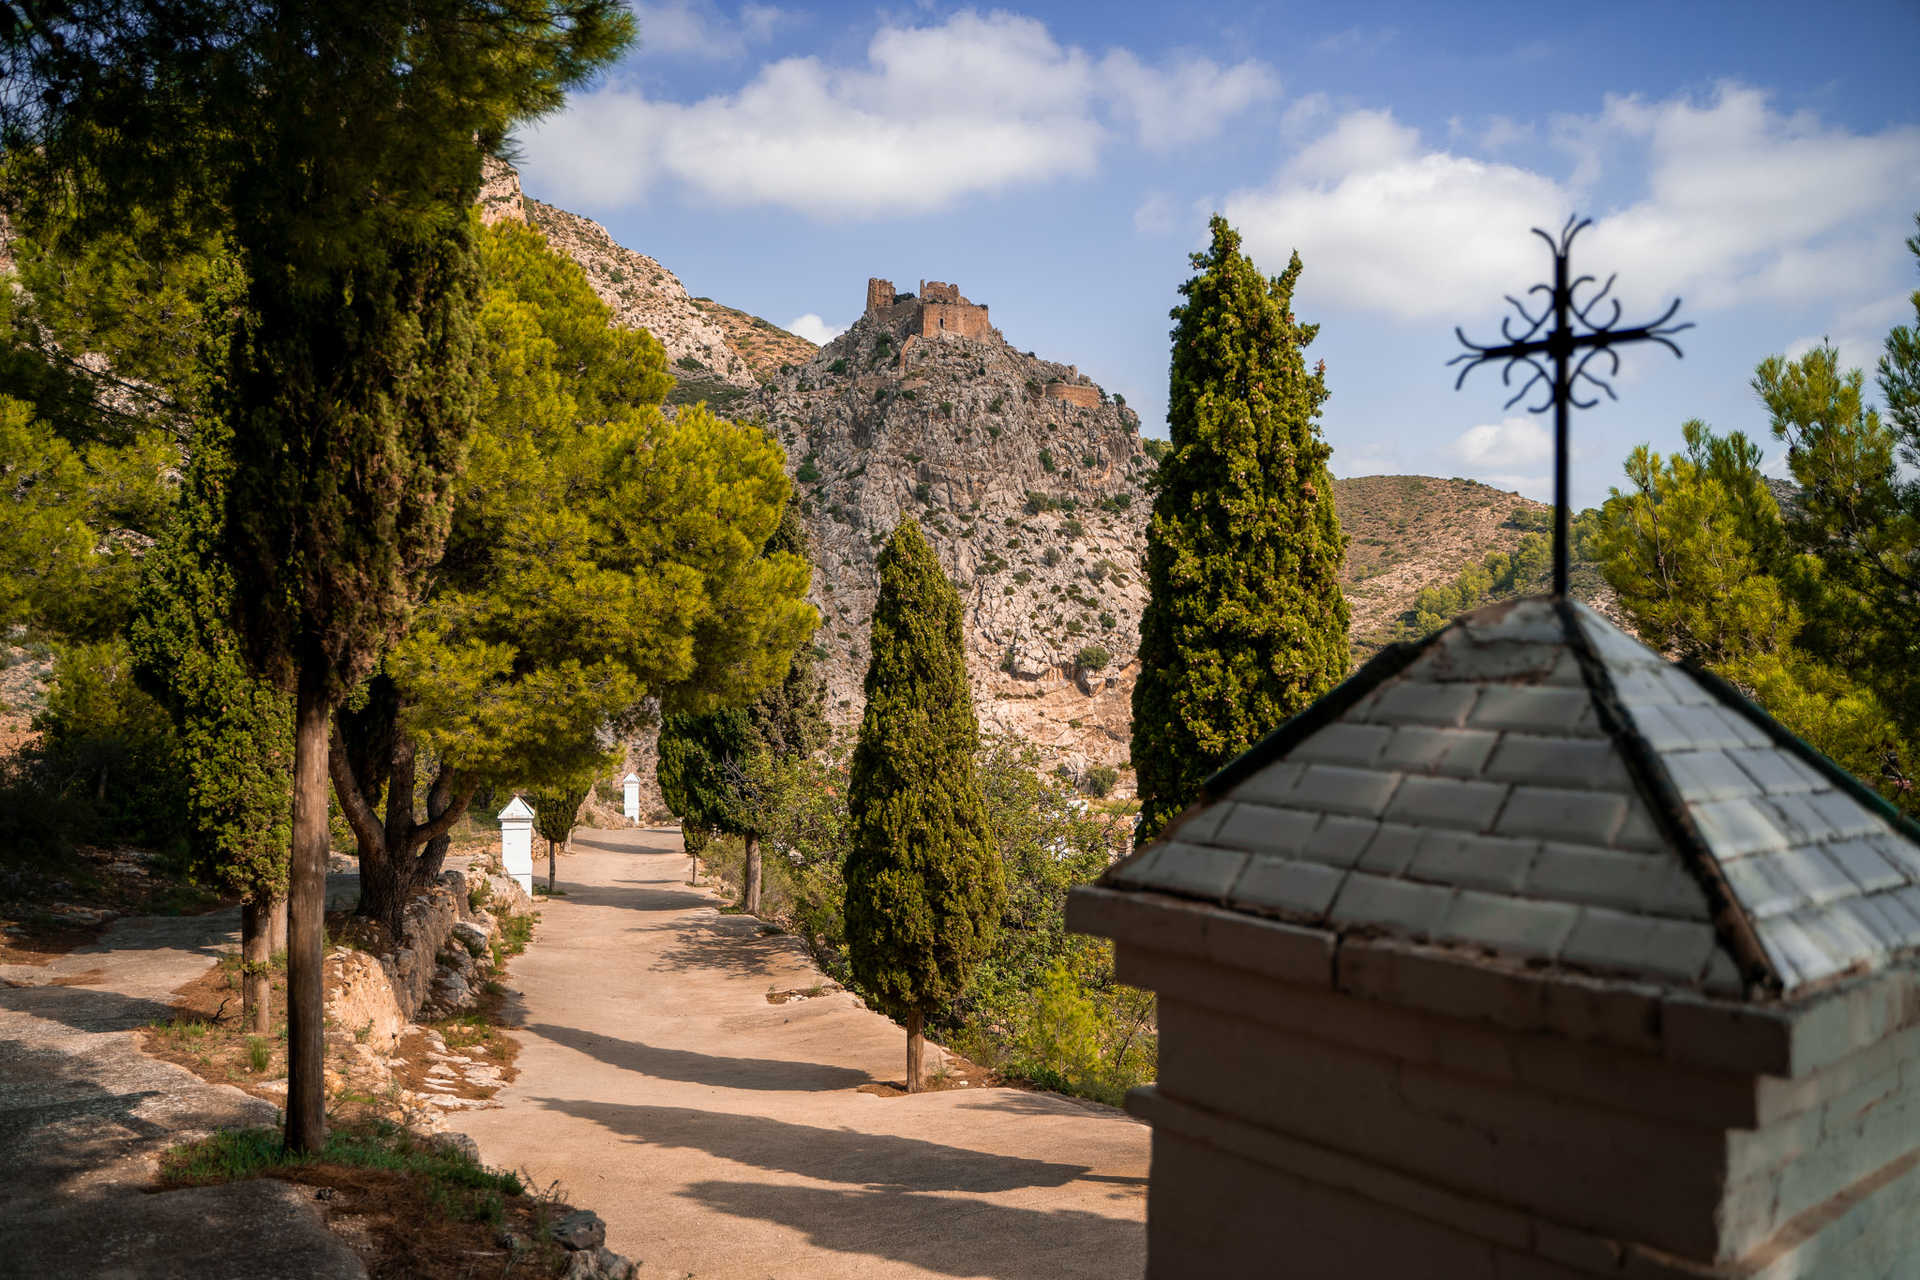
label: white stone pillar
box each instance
[622,772,641,825]
[498,795,534,895]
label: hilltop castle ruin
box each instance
[864,277,993,339]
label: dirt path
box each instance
[454,827,1149,1280]
[0,895,365,1279]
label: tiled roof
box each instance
[1102,597,1920,1000]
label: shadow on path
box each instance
[544,879,712,913]
[533,1098,1093,1193]
[680,1181,1143,1280]
[528,1022,871,1092]
[648,916,800,979]
[570,831,677,855]
[0,982,183,1038]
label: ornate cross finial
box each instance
[1450,215,1692,597]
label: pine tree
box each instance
[1132,216,1350,841]
[844,520,1003,1092]
[651,500,825,912]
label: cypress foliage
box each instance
[128,417,293,1034]
[844,520,1003,1091]
[1132,216,1350,842]
[528,771,596,892]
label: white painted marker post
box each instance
[622,772,641,825]
[498,795,534,895]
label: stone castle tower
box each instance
[864,277,992,340]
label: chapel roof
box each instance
[1102,597,1920,1000]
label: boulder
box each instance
[550,1209,606,1252]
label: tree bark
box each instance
[286,660,330,1155]
[269,893,288,955]
[547,836,556,892]
[240,895,271,1035]
[330,724,474,939]
[906,1009,925,1093]
[743,832,762,915]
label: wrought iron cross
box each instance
[1450,215,1692,597]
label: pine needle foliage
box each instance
[843,520,1003,1026]
[1132,216,1350,841]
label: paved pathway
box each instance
[0,894,365,1279]
[456,827,1149,1280]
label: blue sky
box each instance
[515,1,1920,510]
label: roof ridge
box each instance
[1678,659,1920,849]
[1554,600,1779,997]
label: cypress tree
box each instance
[529,770,596,893]
[1132,216,1350,842]
[844,519,1003,1092]
[128,417,293,1035]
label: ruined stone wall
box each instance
[920,301,992,339]
[922,280,963,304]
[1046,382,1101,409]
[866,277,896,314]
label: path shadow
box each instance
[0,1019,273,1206]
[680,1181,1144,1280]
[527,1022,871,1092]
[531,1098,1092,1194]
[570,830,678,854]
[648,915,803,979]
[542,879,712,913]
[0,982,183,1037]
[958,1090,1139,1122]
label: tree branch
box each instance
[405,772,479,854]
[328,720,387,860]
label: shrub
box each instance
[1060,518,1085,540]
[1075,645,1112,671]
[795,454,821,483]
[1081,765,1119,798]
[829,358,848,375]
[1038,448,1056,473]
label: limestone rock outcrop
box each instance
[755,305,1153,778]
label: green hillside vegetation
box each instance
[1333,475,1606,660]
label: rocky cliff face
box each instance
[517,195,758,389]
[754,308,1153,777]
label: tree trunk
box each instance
[285,661,330,1155]
[240,896,271,1035]
[906,1009,925,1093]
[743,832,762,916]
[547,836,556,892]
[269,893,288,955]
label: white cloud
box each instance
[1481,115,1533,151]
[785,313,845,345]
[1224,84,1920,323]
[1100,51,1278,150]
[1133,192,1176,235]
[1453,416,1553,469]
[1446,417,1553,495]
[522,11,1274,216]
[1286,108,1418,182]
[1226,136,1566,319]
[632,1,788,59]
